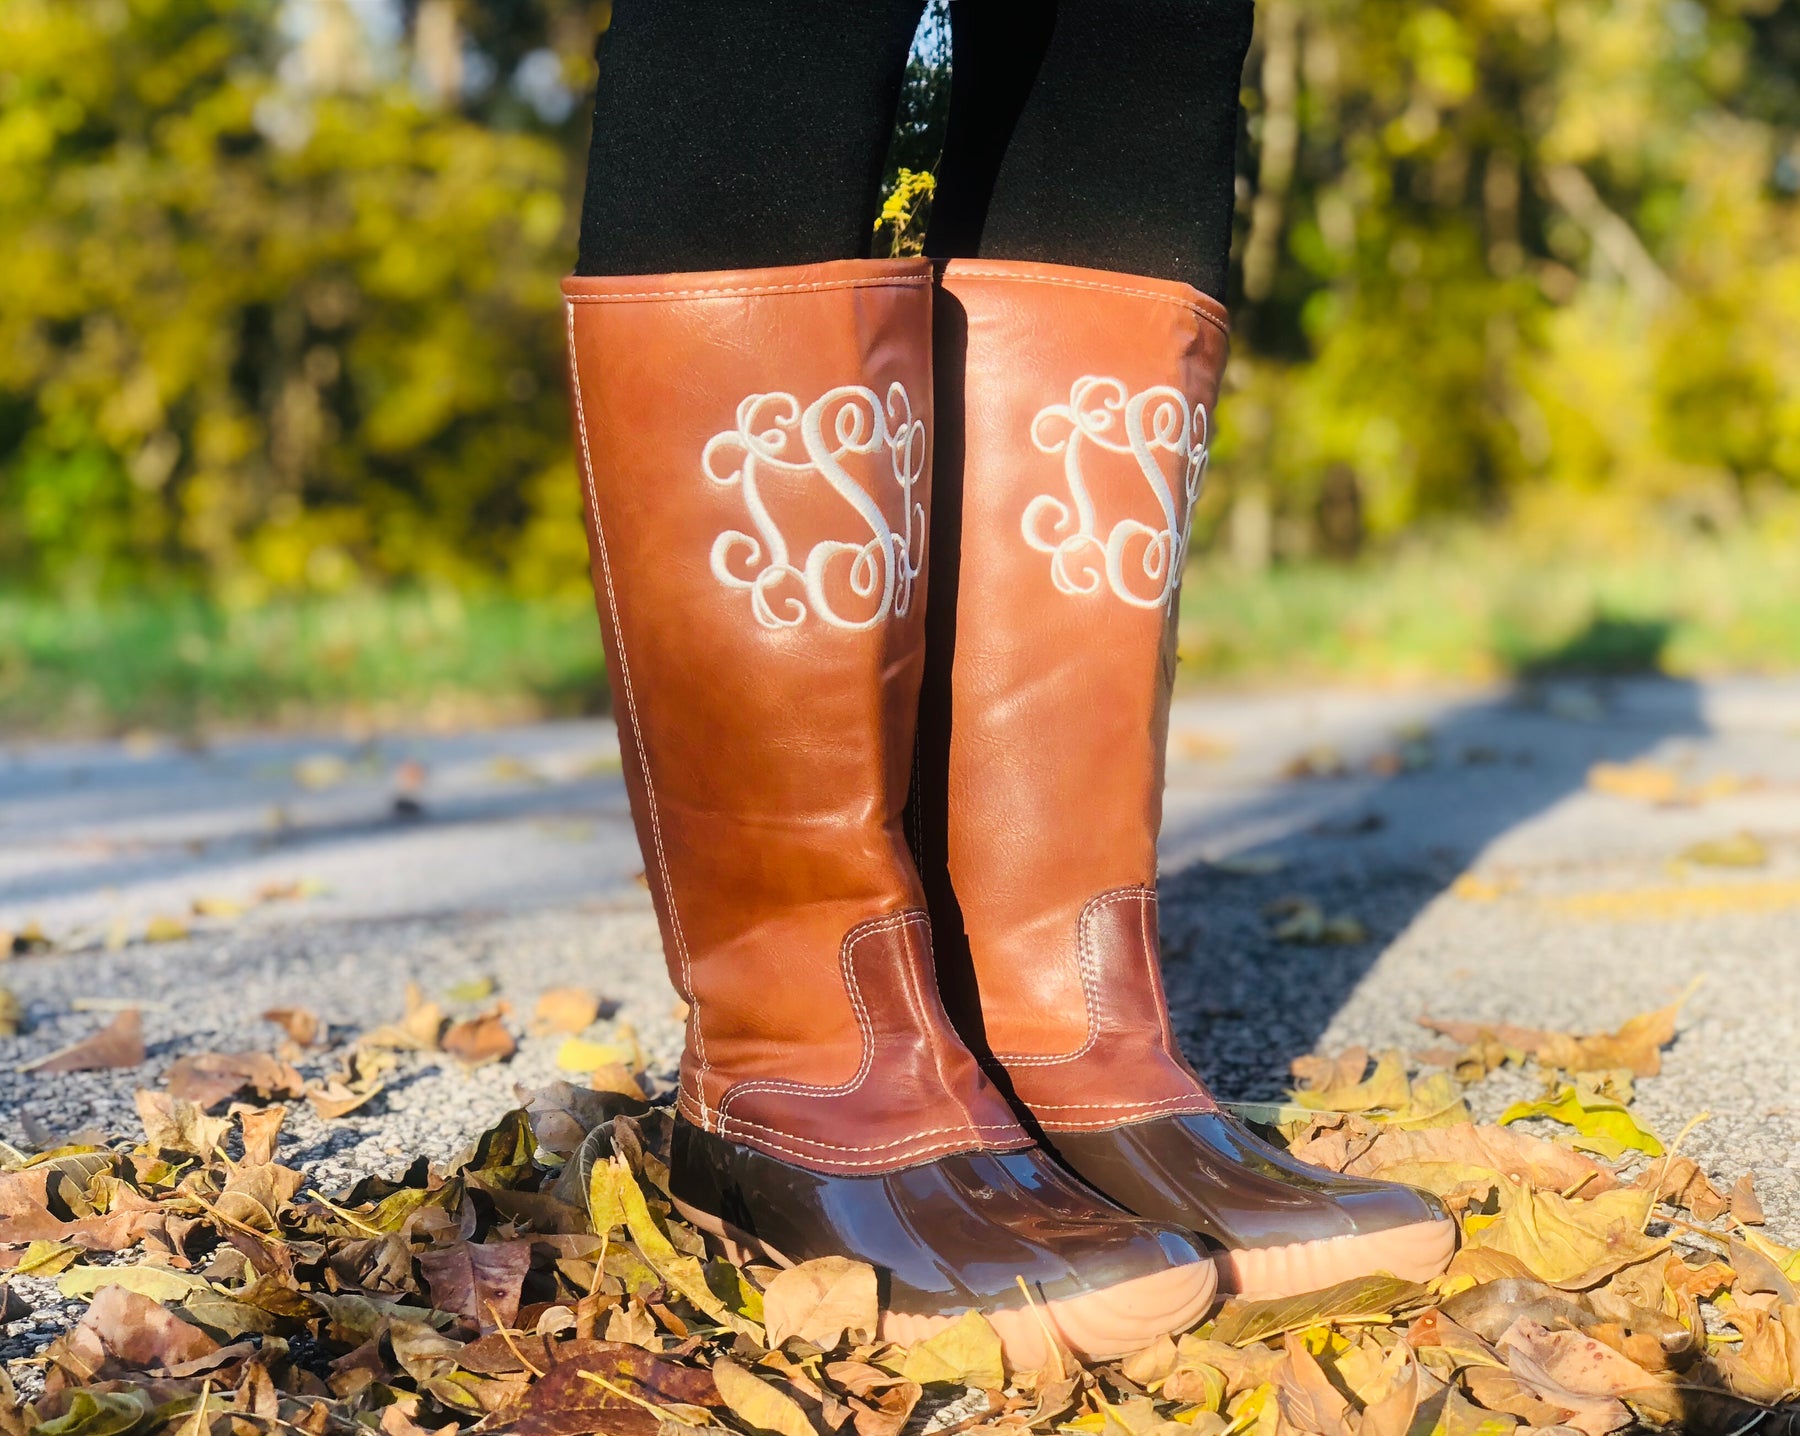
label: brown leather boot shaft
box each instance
[921,260,1231,1133]
[564,259,1029,1174]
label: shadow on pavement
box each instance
[1155,648,1707,1102]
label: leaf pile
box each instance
[1,992,1795,1436]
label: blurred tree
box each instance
[1,0,1797,598]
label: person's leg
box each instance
[928,0,1251,300]
[920,1,1457,1298]
[576,0,928,275]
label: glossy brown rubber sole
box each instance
[1214,1216,1457,1298]
[674,1196,1218,1368]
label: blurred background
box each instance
[4,0,1799,736]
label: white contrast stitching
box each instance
[713,1118,1029,1169]
[1036,1095,1219,1132]
[942,267,1230,337]
[565,275,931,305]
[996,888,1151,1067]
[716,911,916,1113]
[566,302,706,1091]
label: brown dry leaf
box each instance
[1291,1047,1370,1095]
[1466,1182,1661,1286]
[1729,1173,1766,1226]
[135,1090,232,1156]
[72,1283,221,1372]
[442,1006,517,1069]
[533,988,603,1035]
[822,1361,921,1436]
[1120,1333,1178,1386]
[1355,1345,1422,1436]
[588,1064,648,1100]
[1635,1154,1729,1220]
[418,1238,532,1333]
[261,1007,324,1047]
[1419,992,1685,1078]
[165,1052,305,1111]
[305,1052,388,1120]
[232,1103,288,1165]
[0,989,22,1038]
[1490,1324,1656,1410]
[1274,1332,1353,1436]
[1290,1119,1619,1200]
[762,1255,878,1350]
[898,1309,1006,1388]
[24,1009,145,1073]
[712,1357,817,1436]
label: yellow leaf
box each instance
[16,1240,82,1276]
[587,1153,628,1237]
[1467,1181,1661,1285]
[58,1265,212,1302]
[556,1038,637,1073]
[444,976,495,1003]
[1498,1085,1662,1158]
[1210,1275,1430,1346]
[761,1256,878,1350]
[898,1309,1006,1388]
[616,1162,729,1322]
[711,1358,816,1436]
[143,915,189,943]
[1677,831,1767,868]
[1292,1050,1411,1113]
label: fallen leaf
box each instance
[1497,1316,1660,1398]
[762,1256,878,1350]
[70,1283,221,1372]
[0,989,22,1037]
[143,915,190,943]
[418,1239,532,1333]
[557,1038,638,1074]
[1466,1182,1661,1286]
[24,1009,145,1073]
[534,987,603,1034]
[1677,831,1768,868]
[1499,1085,1663,1159]
[713,1357,816,1436]
[1729,1173,1766,1226]
[1275,1331,1352,1436]
[442,1006,516,1068]
[898,1308,1006,1388]
[1212,1275,1431,1346]
[165,1052,305,1111]
[136,1090,232,1156]
[260,1007,323,1047]
[1288,1119,1619,1200]
[293,754,349,789]
[1420,992,1686,1078]
[189,895,245,920]
[445,975,497,1004]
[57,1264,211,1303]
[1291,1050,1412,1113]
[360,984,446,1051]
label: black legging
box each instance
[576,0,1254,300]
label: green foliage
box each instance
[1,0,1798,608]
[0,0,596,600]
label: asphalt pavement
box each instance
[2,676,1796,1244]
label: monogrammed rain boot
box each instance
[915,259,1455,1298]
[563,258,1218,1364]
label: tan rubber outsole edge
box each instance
[672,1196,1218,1369]
[1215,1217,1458,1298]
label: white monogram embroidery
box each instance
[1022,376,1210,611]
[703,383,926,631]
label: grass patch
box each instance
[5,526,1799,737]
[0,589,607,737]
[1178,525,1800,687]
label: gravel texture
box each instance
[2,676,1796,1351]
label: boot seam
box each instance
[715,910,912,1111]
[994,887,1150,1067]
[566,300,707,1101]
[566,275,930,306]
[938,266,1229,339]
